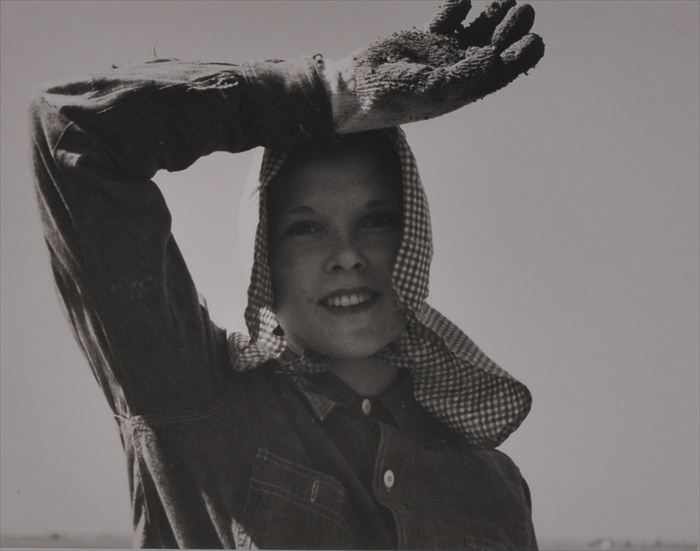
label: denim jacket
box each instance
[30,58,537,549]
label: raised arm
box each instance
[30,58,333,417]
[30,0,543,418]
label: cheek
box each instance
[363,235,401,274]
[270,245,322,307]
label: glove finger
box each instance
[457,0,515,47]
[426,0,472,35]
[433,47,498,98]
[482,33,544,95]
[492,3,535,51]
[500,33,544,75]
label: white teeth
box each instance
[324,292,372,308]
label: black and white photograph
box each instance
[0,1,698,549]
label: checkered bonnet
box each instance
[229,127,531,448]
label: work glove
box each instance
[323,0,545,132]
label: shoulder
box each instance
[480,448,524,479]
[464,447,533,506]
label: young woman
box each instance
[30,0,544,548]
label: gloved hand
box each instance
[323,0,545,133]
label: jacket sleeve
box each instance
[482,449,539,550]
[520,475,539,550]
[29,58,333,417]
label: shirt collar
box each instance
[291,373,338,421]
[291,369,416,430]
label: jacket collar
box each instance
[294,370,409,418]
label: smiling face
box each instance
[268,137,406,359]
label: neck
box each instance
[326,356,399,397]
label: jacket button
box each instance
[383,469,395,490]
[361,398,372,416]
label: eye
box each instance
[360,211,401,230]
[284,220,324,237]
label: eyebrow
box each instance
[283,205,315,216]
[365,199,397,210]
[282,199,396,216]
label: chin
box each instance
[323,343,386,360]
[313,329,403,360]
[281,312,407,360]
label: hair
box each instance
[276,130,401,180]
[266,129,403,223]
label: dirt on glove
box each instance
[354,29,464,70]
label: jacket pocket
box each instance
[242,448,355,548]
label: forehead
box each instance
[269,144,401,214]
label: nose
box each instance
[323,234,367,273]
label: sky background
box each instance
[1,0,698,544]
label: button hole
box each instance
[310,479,320,503]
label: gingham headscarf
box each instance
[229,127,531,448]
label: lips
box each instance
[319,287,380,309]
